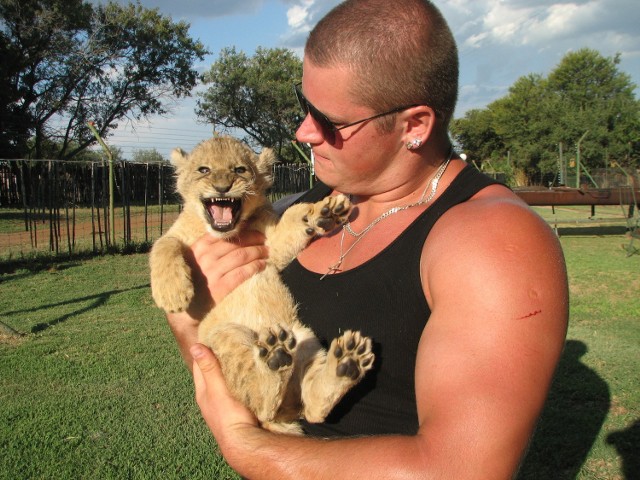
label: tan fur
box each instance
[149,136,374,434]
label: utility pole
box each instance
[576,130,589,188]
[291,141,315,189]
[87,122,115,247]
[558,142,564,185]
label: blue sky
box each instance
[97,0,640,159]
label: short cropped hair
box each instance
[305,0,458,130]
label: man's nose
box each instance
[295,114,325,145]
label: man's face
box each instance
[295,59,404,195]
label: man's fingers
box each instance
[191,344,224,400]
[190,343,260,433]
[190,233,268,278]
[191,230,266,261]
[188,231,268,305]
[214,245,269,273]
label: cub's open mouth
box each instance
[203,197,242,232]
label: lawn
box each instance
[0,255,237,479]
[1,234,638,479]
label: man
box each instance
[168,0,569,477]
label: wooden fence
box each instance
[0,159,312,260]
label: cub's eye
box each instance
[198,166,210,174]
[234,166,247,174]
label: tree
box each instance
[546,49,640,170]
[196,47,303,162]
[0,0,208,160]
[450,108,503,164]
[491,74,560,179]
[451,49,639,184]
[132,148,166,163]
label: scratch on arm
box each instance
[517,310,542,320]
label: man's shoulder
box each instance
[424,184,559,269]
[437,183,534,230]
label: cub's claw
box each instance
[304,194,352,235]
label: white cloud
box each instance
[449,0,640,115]
[281,0,341,53]
[287,0,314,30]
[458,0,639,52]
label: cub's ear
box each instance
[256,148,276,175]
[170,148,188,167]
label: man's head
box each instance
[304,0,458,132]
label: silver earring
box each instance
[406,138,422,150]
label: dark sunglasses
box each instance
[294,83,418,144]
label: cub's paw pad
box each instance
[331,330,374,380]
[304,194,352,235]
[256,326,297,371]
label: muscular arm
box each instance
[186,190,568,479]
[415,192,569,477]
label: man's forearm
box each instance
[166,312,200,372]
[222,427,432,480]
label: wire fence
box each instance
[2,158,636,261]
[0,159,312,260]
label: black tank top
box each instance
[280,165,499,437]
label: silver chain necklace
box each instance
[320,149,453,280]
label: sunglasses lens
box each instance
[307,103,335,144]
[294,85,336,144]
[294,85,308,114]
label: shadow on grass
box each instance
[0,284,150,335]
[0,261,83,283]
[1,248,152,277]
[607,420,640,480]
[517,340,610,479]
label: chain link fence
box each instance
[0,159,312,260]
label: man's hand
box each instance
[191,343,259,459]
[190,230,268,307]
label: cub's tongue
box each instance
[209,203,234,224]
[205,198,240,231]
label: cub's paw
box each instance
[152,266,194,313]
[256,326,297,371]
[303,194,351,235]
[329,330,374,381]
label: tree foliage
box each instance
[132,148,165,163]
[0,0,208,159]
[451,49,640,184]
[196,47,303,162]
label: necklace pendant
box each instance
[320,261,343,280]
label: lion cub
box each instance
[150,136,374,434]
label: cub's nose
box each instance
[213,183,232,194]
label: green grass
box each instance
[518,236,639,480]
[1,236,638,479]
[0,255,239,479]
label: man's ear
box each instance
[402,105,437,148]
